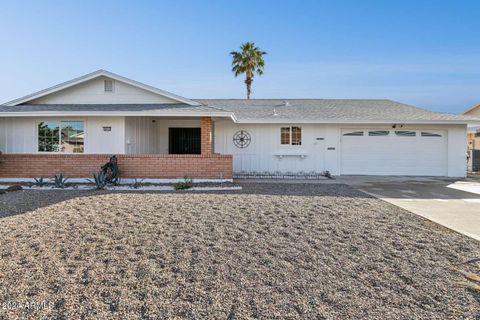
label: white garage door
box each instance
[340,129,448,176]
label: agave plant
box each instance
[53,173,69,188]
[88,171,108,190]
[31,177,47,188]
[322,170,334,180]
[129,178,144,189]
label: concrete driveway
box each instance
[340,176,480,241]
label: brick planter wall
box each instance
[0,154,233,179]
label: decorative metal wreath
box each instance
[233,130,251,148]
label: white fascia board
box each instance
[0,111,234,118]
[234,119,474,125]
[4,70,201,106]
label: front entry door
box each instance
[169,128,201,154]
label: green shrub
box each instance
[174,177,193,190]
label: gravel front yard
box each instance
[0,183,479,319]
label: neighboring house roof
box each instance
[3,70,201,106]
[463,103,480,115]
[0,104,233,118]
[196,99,473,124]
[467,126,480,133]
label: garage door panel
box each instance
[340,129,447,176]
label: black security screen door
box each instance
[169,128,201,154]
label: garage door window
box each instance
[421,132,442,137]
[368,131,389,136]
[343,131,364,136]
[395,131,416,137]
[281,126,302,145]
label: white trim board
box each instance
[0,111,234,118]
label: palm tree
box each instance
[230,42,267,99]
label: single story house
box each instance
[0,70,473,180]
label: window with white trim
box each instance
[280,126,302,145]
[38,121,84,153]
[104,79,114,92]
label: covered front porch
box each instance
[0,115,233,180]
[124,116,215,156]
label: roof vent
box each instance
[283,101,290,106]
[104,79,114,92]
[273,108,279,116]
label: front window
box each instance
[280,126,302,145]
[38,121,84,153]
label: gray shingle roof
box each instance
[0,103,225,114]
[0,99,475,123]
[196,99,470,122]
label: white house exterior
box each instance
[0,70,473,179]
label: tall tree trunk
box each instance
[245,68,252,99]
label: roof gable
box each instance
[463,103,480,115]
[4,70,200,106]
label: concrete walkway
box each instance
[340,176,480,241]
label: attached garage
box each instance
[340,129,448,176]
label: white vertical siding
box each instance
[214,120,326,174]
[85,117,125,154]
[0,116,125,154]
[125,117,157,154]
[0,116,469,177]
[27,76,180,104]
[0,117,37,153]
[0,118,4,152]
[214,121,468,177]
[447,125,468,177]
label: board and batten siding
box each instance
[25,76,180,105]
[125,117,157,154]
[214,120,468,177]
[214,121,331,174]
[0,117,126,154]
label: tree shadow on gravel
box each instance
[0,183,371,219]
[0,190,108,219]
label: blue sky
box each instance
[0,0,479,113]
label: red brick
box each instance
[0,154,233,179]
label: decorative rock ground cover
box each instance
[0,183,478,319]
